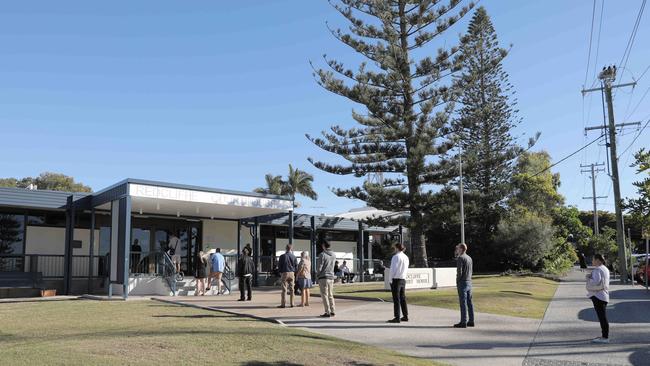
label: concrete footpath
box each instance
[524,270,650,366]
[155,271,650,366]
[155,288,541,366]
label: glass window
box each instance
[0,214,25,255]
[99,227,111,256]
[27,212,66,227]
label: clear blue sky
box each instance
[0,1,648,215]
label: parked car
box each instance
[633,254,650,284]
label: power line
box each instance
[619,117,650,158]
[637,63,650,83]
[531,133,605,177]
[584,0,598,87]
[617,0,646,81]
[591,0,605,87]
[624,85,650,122]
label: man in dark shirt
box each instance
[454,243,475,328]
[277,244,297,308]
[236,247,255,301]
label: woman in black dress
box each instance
[195,251,207,296]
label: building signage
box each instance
[128,183,292,210]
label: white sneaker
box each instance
[592,337,610,344]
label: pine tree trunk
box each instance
[409,219,428,267]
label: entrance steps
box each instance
[172,278,234,296]
[117,275,237,296]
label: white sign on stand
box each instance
[384,268,457,290]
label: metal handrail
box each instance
[160,251,177,295]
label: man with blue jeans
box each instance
[454,243,475,328]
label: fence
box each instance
[0,254,107,278]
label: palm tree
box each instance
[254,165,318,203]
[285,164,318,202]
[253,174,285,195]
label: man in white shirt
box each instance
[387,243,409,323]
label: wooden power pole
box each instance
[581,162,607,234]
[582,65,638,283]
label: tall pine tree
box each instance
[307,0,474,267]
[454,7,535,255]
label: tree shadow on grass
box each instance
[241,362,376,366]
[500,290,532,296]
[241,362,304,366]
[152,314,224,319]
[337,289,388,294]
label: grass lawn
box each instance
[335,275,558,319]
[0,299,442,366]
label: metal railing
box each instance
[0,254,108,278]
[159,251,177,295]
[0,255,25,273]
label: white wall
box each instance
[24,226,100,277]
[274,239,358,271]
[25,226,65,255]
[275,239,311,257]
[25,227,99,256]
[330,240,357,272]
[202,219,239,255]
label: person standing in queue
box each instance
[454,243,475,328]
[296,251,312,307]
[236,247,255,301]
[586,253,610,344]
[317,240,337,317]
[277,244,297,308]
[194,251,207,296]
[387,243,409,323]
[208,248,225,295]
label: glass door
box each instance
[176,222,201,277]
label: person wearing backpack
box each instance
[586,253,610,344]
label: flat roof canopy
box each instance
[93,179,293,220]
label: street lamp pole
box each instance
[459,145,466,245]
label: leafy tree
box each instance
[493,151,572,273]
[624,148,650,238]
[454,6,535,253]
[0,215,22,254]
[307,0,475,267]
[542,237,578,275]
[495,210,555,271]
[0,178,19,188]
[588,227,618,269]
[254,165,318,204]
[553,206,592,254]
[509,151,564,213]
[0,172,91,192]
